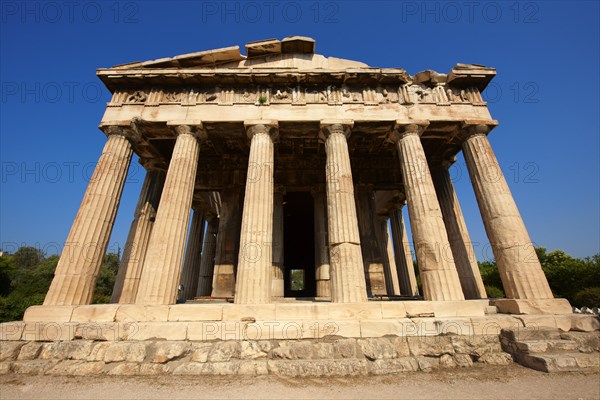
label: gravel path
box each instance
[1,365,599,400]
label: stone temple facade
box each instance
[3,37,599,377]
[18,36,576,323]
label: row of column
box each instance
[170,182,416,302]
[43,119,553,306]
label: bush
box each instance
[479,261,503,290]
[539,248,600,300]
[479,248,600,306]
[572,287,600,308]
[485,285,505,299]
[0,248,120,322]
[0,293,45,322]
[92,294,112,304]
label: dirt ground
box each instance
[1,364,599,400]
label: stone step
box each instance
[518,352,600,373]
[501,328,562,342]
[514,339,579,353]
[484,305,497,314]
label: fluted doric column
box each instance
[196,214,219,297]
[461,123,553,299]
[234,121,277,304]
[187,213,206,299]
[179,209,205,300]
[44,124,135,305]
[271,185,285,298]
[389,122,464,301]
[389,207,419,296]
[321,121,368,303]
[211,186,243,297]
[135,123,202,305]
[355,185,387,296]
[376,215,401,296]
[111,163,166,303]
[431,161,487,299]
[312,186,331,298]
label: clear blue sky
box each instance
[1,1,599,261]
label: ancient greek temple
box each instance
[35,36,570,319]
[6,37,599,379]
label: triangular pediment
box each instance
[100,36,495,93]
[110,36,369,71]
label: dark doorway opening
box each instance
[283,192,316,297]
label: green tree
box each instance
[0,254,15,296]
[477,247,600,305]
[12,246,45,269]
[478,260,505,298]
[538,247,600,304]
[290,269,304,291]
[92,252,120,304]
[0,249,56,322]
[10,255,57,298]
[0,247,121,321]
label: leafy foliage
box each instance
[573,288,600,308]
[537,248,600,304]
[92,253,119,304]
[0,247,120,322]
[12,247,44,269]
[290,269,304,291]
[479,261,504,296]
[0,255,15,296]
[484,285,505,299]
[478,247,600,306]
[413,258,423,295]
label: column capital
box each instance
[388,120,429,143]
[429,154,458,170]
[387,190,406,214]
[167,120,207,140]
[99,120,142,144]
[244,120,279,140]
[375,212,390,222]
[441,155,458,169]
[319,120,354,141]
[205,211,219,221]
[390,197,407,213]
[139,157,168,171]
[459,120,499,141]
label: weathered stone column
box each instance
[44,124,134,305]
[211,186,243,297]
[431,161,487,299]
[111,163,166,303]
[312,186,331,298]
[389,207,419,296]
[461,123,553,300]
[384,220,401,295]
[355,185,387,296]
[188,215,206,299]
[179,209,205,301]
[271,185,285,298]
[376,215,401,296]
[135,123,201,305]
[196,214,219,297]
[234,121,277,304]
[389,122,464,301]
[321,121,368,303]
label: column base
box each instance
[491,298,572,315]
